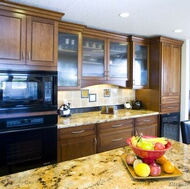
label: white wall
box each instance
[180,39,190,141]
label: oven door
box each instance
[0,125,57,176]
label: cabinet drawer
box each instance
[58,124,96,140]
[98,128,133,152]
[160,103,180,113]
[161,96,179,104]
[98,119,133,134]
[135,115,157,126]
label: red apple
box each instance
[149,162,161,176]
[165,141,171,149]
[154,142,166,150]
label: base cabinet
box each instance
[57,135,96,162]
[134,115,158,136]
[57,115,158,162]
[97,119,134,152]
[57,124,96,162]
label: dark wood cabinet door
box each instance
[161,43,181,99]
[134,115,158,136]
[26,16,58,67]
[98,129,133,152]
[135,125,157,136]
[57,135,96,162]
[0,10,26,65]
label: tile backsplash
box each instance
[58,84,135,109]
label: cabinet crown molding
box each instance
[0,1,64,20]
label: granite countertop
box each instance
[58,109,159,129]
[0,140,190,189]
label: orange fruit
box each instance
[156,155,167,165]
[163,160,175,173]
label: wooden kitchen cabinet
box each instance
[97,119,133,152]
[129,36,149,89]
[0,1,63,71]
[81,28,129,88]
[58,22,85,90]
[57,124,97,162]
[136,37,183,114]
[134,115,158,136]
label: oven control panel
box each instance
[7,117,44,128]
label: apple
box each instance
[165,141,171,149]
[149,162,161,176]
[154,142,166,150]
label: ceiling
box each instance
[7,0,190,41]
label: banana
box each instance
[141,137,168,145]
[131,136,139,146]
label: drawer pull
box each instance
[143,119,151,122]
[167,106,174,109]
[71,130,84,134]
[112,138,123,142]
[112,124,123,128]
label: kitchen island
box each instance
[0,140,189,189]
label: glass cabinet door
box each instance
[58,32,79,88]
[133,43,148,88]
[109,41,128,79]
[82,37,105,78]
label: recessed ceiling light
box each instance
[119,12,130,18]
[173,29,183,33]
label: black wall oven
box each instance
[0,70,58,177]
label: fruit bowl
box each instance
[126,136,172,161]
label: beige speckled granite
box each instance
[0,140,190,189]
[58,109,159,129]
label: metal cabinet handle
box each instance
[104,71,107,77]
[112,138,123,142]
[143,119,151,122]
[107,71,109,77]
[112,124,123,128]
[28,51,30,60]
[78,79,81,87]
[21,51,24,60]
[71,130,84,134]
[94,138,97,145]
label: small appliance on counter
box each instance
[124,102,132,110]
[59,99,71,117]
[131,100,143,110]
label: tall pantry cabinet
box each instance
[136,37,183,121]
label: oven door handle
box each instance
[1,125,57,134]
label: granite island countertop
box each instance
[0,140,190,189]
[58,109,159,129]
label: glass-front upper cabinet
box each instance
[108,41,128,79]
[82,36,105,79]
[58,31,81,90]
[133,42,149,89]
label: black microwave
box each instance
[0,70,57,114]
